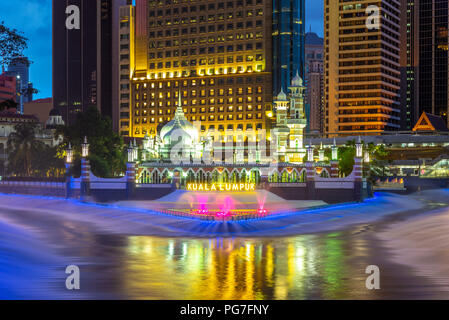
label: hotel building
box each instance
[119,0,305,142]
[324,0,402,136]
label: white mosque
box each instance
[138,71,308,164]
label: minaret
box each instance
[272,88,290,162]
[273,88,289,127]
[288,70,305,119]
[286,70,307,162]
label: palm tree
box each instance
[7,122,44,176]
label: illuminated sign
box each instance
[186,183,256,192]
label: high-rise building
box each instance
[52,0,128,125]
[400,0,448,130]
[6,57,33,104]
[118,4,135,136]
[124,0,275,141]
[4,57,34,113]
[272,0,305,95]
[121,0,305,142]
[324,0,402,136]
[305,31,324,135]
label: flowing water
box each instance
[0,191,449,299]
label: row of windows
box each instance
[145,65,264,79]
[149,55,263,69]
[149,0,263,8]
[134,96,265,105]
[149,8,263,17]
[148,42,263,53]
[134,113,263,123]
[135,104,263,114]
[149,31,263,41]
[149,19,264,28]
[135,86,263,95]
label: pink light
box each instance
[216,211,231,217]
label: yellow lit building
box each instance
[119,0,274,141]
[324,0,401,136]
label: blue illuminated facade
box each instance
[272,0,305,95]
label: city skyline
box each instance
[0,0,324,100]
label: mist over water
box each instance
[0,190,448,299]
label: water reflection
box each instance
[121,233,370,300]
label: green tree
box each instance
[338,140,357,177]
[0,22,27,67]
[31,144,65,178]
[57,107,126,178]
[336,140,390,177]
[7,122,45,176]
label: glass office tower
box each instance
[272,0,305,96]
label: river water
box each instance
[1,191,449,299]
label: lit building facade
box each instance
[139,73,307,164]
[272,0,305,95]
[400,0,449,130]
[324,0,402,136]
[120,0,305,143]
[305,32,324,135]
[53,0,128,125]
[124,0,274,142]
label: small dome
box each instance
[276,88,287,101]
[291,70,303,87]
[160,106,199,145]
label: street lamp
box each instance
[81,136,89,158]
[364,151,371,163]
[356,136,363,158]
[66,143,73,164]
[128,141,134,163]
[331,138,338,161]
[307,141,314,162]
[318,142,325,162]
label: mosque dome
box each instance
[291,70,303,87]
[276,88,288,101]
[46,107,65,129]
[159,105,199,145]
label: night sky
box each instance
[0,0,323,100]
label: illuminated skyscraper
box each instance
[272,0,305,95]
[123,0,277,142]
[121,0,305,142]
[324,0,401,136]
[400,0,449,130]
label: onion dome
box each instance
[291,70,303,87]
[159,105,199,145]
[276,88,288,101]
